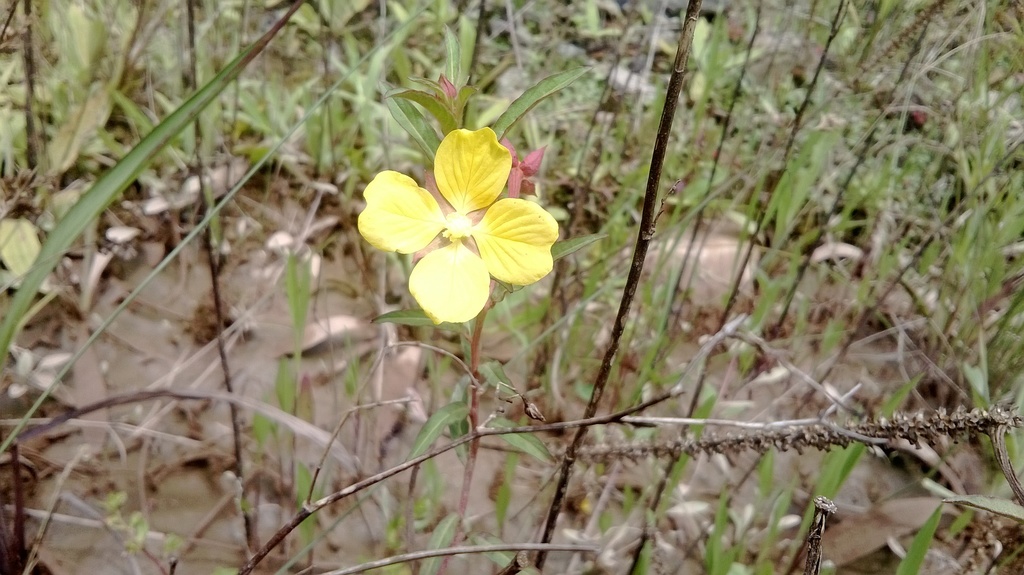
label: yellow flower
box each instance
[358,128,559,324]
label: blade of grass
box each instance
[0,1,303,363]
[895,504,943,575]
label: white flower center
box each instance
[442,212,474,241]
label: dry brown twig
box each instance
[804,496,837,575]
[535,0,707,567]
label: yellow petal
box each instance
[409,242,491,324]
[434,128,511,214]
[358,171,445,253]
[473,198,559,285]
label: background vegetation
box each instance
[1,0,1023,573]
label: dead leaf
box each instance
[104,225,141,244]
[47,85,113,176]
[647,223,758,306]
[811,241,864,263]
[276,314,367,357]
[266,231,294,252]
[824,497,949,566]
[80,251,113,313]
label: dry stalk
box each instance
[574,406,1023,462]
[536,2,706,566]
[803,496,837,575]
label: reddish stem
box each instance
[442,300,490,572]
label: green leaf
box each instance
[295,463,317,543]
[815,444,865,498]
[389,88,457,134]
[552,233,606,261]
[443,27,461,85]
[421,514,459,575]
[490,279,517,304]
[386,96,441,157]
[495,453,517,528]
[372,309,461,330]
[285,252,312,348]
[408,76,445,96]
[478,361,512,392]
[963,362,989,405]
[0,219,42,278]
[47,85,113,176]
[491,67,589,139]
[946,495,1024,523]
[470,532,517,566]
[274,359,296,414]
[895,504,943,575]
[453,85,476,126]
[408,401,469,460]
[373,309,434,325]
[111,89,155,134]
[252,412,275,447]
[488,417,552,463]
[296,375,314,423]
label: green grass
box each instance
[2,0,1024,573]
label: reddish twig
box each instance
[442,302,490,573]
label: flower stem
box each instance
[444,300,491,572]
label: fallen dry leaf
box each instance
[824,497,949,566]
[647,223,758,307]
[277,314,368,357]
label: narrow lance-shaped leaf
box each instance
[274,358,296,414]
[373,309,434,326]
[478,360,512,392]
[488,417,553,463]
[389,88,457,134]
[552,233,606,261]
[420,514,460,575]
[373,309,460,332]
[407,401,469,460]
[285,252,311,348]
[386,96,442,157]
[492,67,589,139]
[453,85,477,127]
[408,76,447,98]
[443,26,462,85]
[946,495,1024,523]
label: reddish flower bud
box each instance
[500,139,543,198]
[439,75,457,100]
[520,146,545,177]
